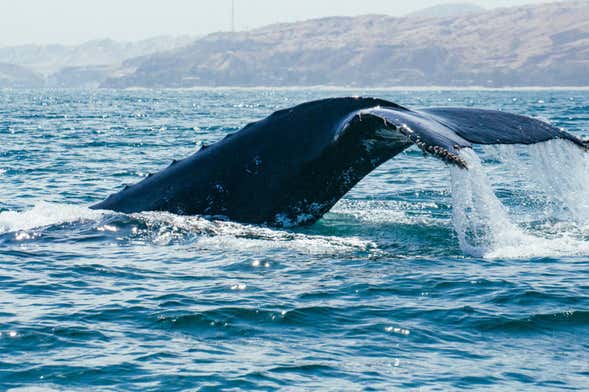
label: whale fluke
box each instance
[92,97,586,226]
[419,107,587,149]
[350,106,586,168]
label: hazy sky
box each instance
[0,0,563,46]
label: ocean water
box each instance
[1,88,588,391]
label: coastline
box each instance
[3,85,588,91]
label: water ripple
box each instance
[0,89,588,390]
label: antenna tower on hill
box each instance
[231,0,235,32]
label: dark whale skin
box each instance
[92,97,587,227]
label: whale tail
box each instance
[347,105,588,168]
[92,97,586,227]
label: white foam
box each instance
[0,202,104,234]
[0,202,374,254]
[136,211,376,255]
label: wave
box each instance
[0,203,375,256]
[0,202,105,234]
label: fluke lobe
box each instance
[92,97,587,227]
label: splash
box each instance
[0,202,104,234]
[451,141,589,258]
[136,211,376,255]
[482,140,589,223]
[450,149,532,257]
[0,202,374,255]
[528,140,589,222]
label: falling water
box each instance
[450,140,589,258]
[528,140,589,222]
[450,148,531,257]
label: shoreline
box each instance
[2,85,589,92]
[107,85,589,91]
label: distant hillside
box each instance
[406,3,485,18]
[0,63,44,88]
[1,2,588,88]
[102,1,589,88]
[0,36,193,87]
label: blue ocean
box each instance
[1,89,588,391]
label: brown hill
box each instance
[102,1,589,88]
